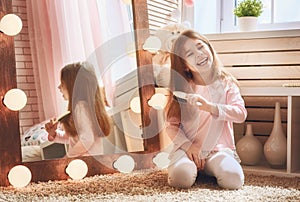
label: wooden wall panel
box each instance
[243,96,288,107]
[238,80,300,87]
[242,96,288,136]
[213,35,300,90]
[228,66,300,80]
[211,37,300,53]
[246,121,287,136]
[220,51,300,66]
[246,108,287,122]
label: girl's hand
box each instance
[186,94,218,115]
[185,141,206,170]
[45,119,58,141]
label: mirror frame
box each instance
[0,0,160,186]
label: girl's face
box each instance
[183,38,214,78]
[58,81,69,100]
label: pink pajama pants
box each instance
[167,149,244,189]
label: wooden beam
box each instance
[0,0,22,186]
[23,152,157,183]
[132,0,160,152]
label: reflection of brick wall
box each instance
[12,0,40,134]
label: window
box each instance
[189,0,300,34]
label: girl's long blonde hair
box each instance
[60,62,111,137]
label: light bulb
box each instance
[153,152,170,169]
[130,96,141,113]
[148,93,167,110]
[66,159,88,180]
[0,14,23,36]
[3,88,27,111]
[8,165,32,188]
[143,36,162,54]
[113,155,135,173]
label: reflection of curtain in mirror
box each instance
[26,0,134,120]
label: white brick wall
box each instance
[12,0,40,134]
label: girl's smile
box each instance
[197,56,208,66]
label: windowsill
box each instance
[205,29,300,40]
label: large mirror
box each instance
[0,0,180,186]
[19,1,147,163]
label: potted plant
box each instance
[233,0,263,31]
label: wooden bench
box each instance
[207,29,300,176]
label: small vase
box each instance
[236,124,263,165]
[238,17,258,32]
[264,102,287,168]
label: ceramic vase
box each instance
[236,124,263,165]
[264,102,287,168]
[238,17,258,32]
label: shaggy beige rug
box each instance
[0,169,299,202]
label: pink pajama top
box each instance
[166,79,247,160]
[52,101,104,157]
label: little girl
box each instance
[165,30,247,189]
[45,62,111,157]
